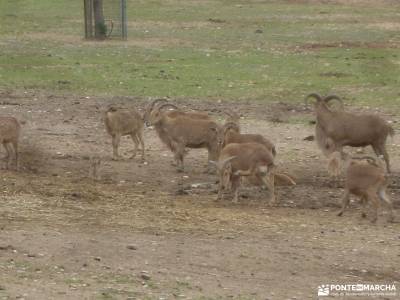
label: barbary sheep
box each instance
[305,93,394,173]
[104,105,145,161]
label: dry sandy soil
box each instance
[0,90,399,300]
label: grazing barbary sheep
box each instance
[0,116,20,169]
[337,156,393,223]
[214,143,276,203]
[221,121,276,156]
[305,93,394,173]
[149,106,222,173]
[104,105,145,161]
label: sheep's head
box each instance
[144,98,168,126]
[220,121,240,147]
[148,103,179,125]
[305,93,344,113]
[215,156,236,190]
[259,163,276,193]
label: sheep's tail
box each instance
[274,173,296,186]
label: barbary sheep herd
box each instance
[0,93,396,223]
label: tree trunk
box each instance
[93,0,106,39]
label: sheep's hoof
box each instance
[129,154,137,159]
[361,212,367,218]
[337,211,343,217]
[176,167,184,173]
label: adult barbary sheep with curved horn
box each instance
[306,93,394,173]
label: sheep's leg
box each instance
[2,142,10,168]
[129,134,139,158]
[112,134,122,160]
[216,177,224,201]
[368,192,380,223]
[372,144,391,173]
[327,151,341,187]
[172,141,185,172]
[381,146,391,173]
[4,143,13,170]
[12,140,18,170]
[360,195,368,218]
[205,152,214,173]
[231,176,240,203]
[262,173,276,205]
[378,185,394,222]
[137,131,145,161]
[337,190,350,216]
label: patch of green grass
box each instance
[0,0,399,110]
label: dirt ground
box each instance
[0,89,399,300]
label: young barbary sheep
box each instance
[0,116,20,169]
[104,105,145,161]
[149,106,222,172]
[337,156,394,223]
[305,93,394,173]
[221,121,276,156]
[215,142,276,203]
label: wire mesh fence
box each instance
[84,0,127,40]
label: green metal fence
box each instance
[84,0,127,40]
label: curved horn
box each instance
[156,103,179,111]
[223,122,240,133]
[305,93,323,107]
[147,98,168,112]
[324,95,344,110]
[106,104,118,112]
